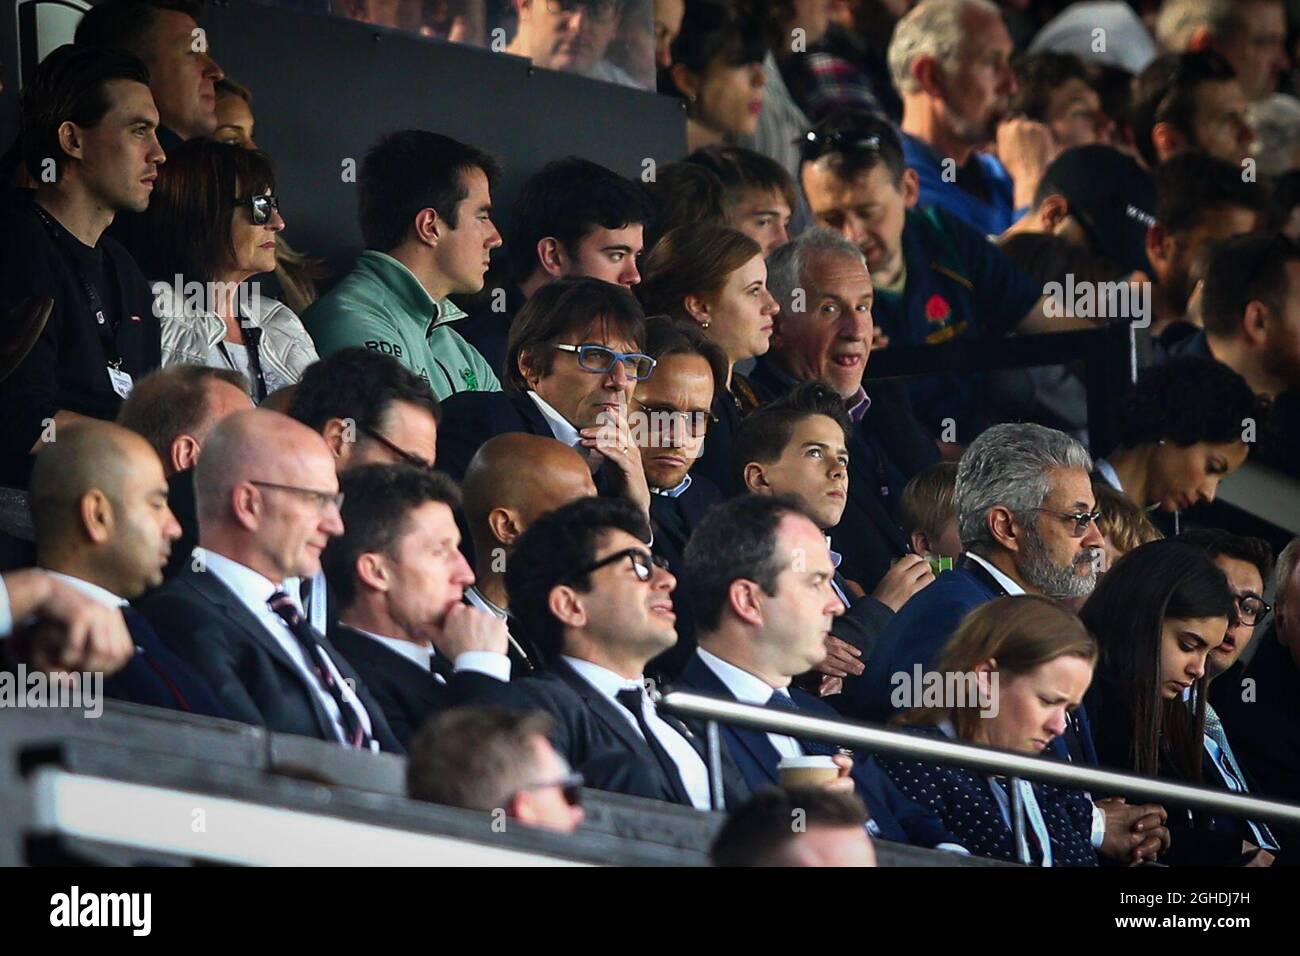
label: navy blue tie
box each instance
[766,691,840,757]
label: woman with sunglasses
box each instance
[1079,539,1277,866]
[144,139,318,403]
[639,222,779,493]
[1092,357,1261,526]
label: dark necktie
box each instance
[121,607,191,712]
[267,591,371,749]
[428,650,453,683]
[765,690,841,757]
[614,687,691,804]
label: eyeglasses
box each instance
[799,127,884,163]
[236,193,279,225]
[554,343,656,381]
[565,547,668,585]
[248,479,343,512]
[1030,508,1102,538]
[1234,593,1272,628]
[630,397,717,438]
[513,772,585,807]
[546,0,622,23]
[360,426,434,471]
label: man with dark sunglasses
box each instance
[440,277,655,519]
[461,496,750,809]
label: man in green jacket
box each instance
[304,130,504,399]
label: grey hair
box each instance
[1248,94,1300,177]
[765,228,867,316]
[888,0,1000,96]
[1154,0,1236,51]
[955,422,1093,552]
[1275,537,1300,614]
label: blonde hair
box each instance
[1093,481,1162,555]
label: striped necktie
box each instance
[1204,703,1277,850]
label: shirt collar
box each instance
[44,571,128,608]
[964,551,1026,596]
[845,385,871,424]
[526,391,582,447]
[197,551,294,608]
[825,536,844,570]
[697,648,785,703]
[360,250,467,328]
[351,626,435,670]
[1094,458,1122,492]
[465,585,508,621]
[651,474,693,498]
[563,655,643,697]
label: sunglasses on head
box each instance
[799,128,884,164]
[236,193,279,225]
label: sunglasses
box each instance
[799,128,884,163]
[1030,507,1102,538]
[514,772,585,807]
[236,193,280,225]
[555,343,656,381]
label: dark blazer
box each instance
[673,652,960,848]
[135,566,403,753]
[747,358,937,591]
[462,656,749,809]
[691,390,747,496]
[849,563,1000,723]
[877,726,1099,866]
[162,468,198,581]
[1211,631,1300,806]
[645,475,725,684]
[106,607,231,718]
[327,623,507,747]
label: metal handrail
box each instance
[656,691,1300,829]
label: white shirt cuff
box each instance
[1091,804,1106,848]
[453,651,511,683]
[934,843,971,855]
[0,575,11,639]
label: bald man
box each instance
[461,434,597,672]
[22,421,228,715]
[135,410,402,751]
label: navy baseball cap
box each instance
[1035,145,1156,276]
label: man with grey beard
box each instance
[847,422,1103,724]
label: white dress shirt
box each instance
[697,648,803,759]
[526,391,581,447]
[347,626,511,684]
[964,551,1026,596]
[564,655,712,811]
[203,551,377,750]
[46,572,127,609]
[650,475,693,498]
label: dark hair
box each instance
[710,786,869,866]
[1110,357,1261,452]
[683,493,813,631]
[504,276,646,393]
[643,162,726,251]
[505,496,651,662]
[998,232,1128,286]
[641,317,729,403]
[1177,528,1274,590]
[1078,540,1235,779]
[358,130,502,252]
[732,382,852,493]
[143,139,276,282]
[507,157,654,287]
[322,464,462,609]
[287,347,441,436]
[1200,232,1300,338]
[116,364,249,463]
[1269,170,1300,233]
[1154,152,1269,235]
[799,108,906,186]
[74,0,204,58]
[214,76,251,104]
[639,223,762,326]
[1010,51,1092,123]
[1132,50,1238,169]
[668,0,766,89]
[407,707,556,810]
[19,44,151,180]
[685,144,799,217]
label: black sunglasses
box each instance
[799,128,885,163]
[514,772,585,807]
[236,193,279,225]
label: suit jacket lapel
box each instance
[679,656,782,788]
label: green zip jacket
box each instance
[303,250,500,399]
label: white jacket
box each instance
[156,283,318,396]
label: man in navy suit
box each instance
[438,277,654,520]
[850,422,1104,727]
[461,496,750,810]
[321,464,515,748]
[672,493,965,851]
[24,421,228,717]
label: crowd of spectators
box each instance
[3,0,1300,868]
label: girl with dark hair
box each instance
[1079,539,1274,866]
[145,139,318,403]
[1094,357,1261,515]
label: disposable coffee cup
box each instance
[778,755,840,789]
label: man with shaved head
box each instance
[136,410,402,750]
[25,421,227,715]
[461,433,598,672]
